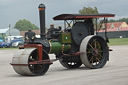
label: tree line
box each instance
[14,19,39,31]
[108,18,128,23]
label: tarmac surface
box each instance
[0,45,128,85]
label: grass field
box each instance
[108,38,128,45]
[0,47,18,50]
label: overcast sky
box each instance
[0,0,128,29]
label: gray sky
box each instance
[0,0,128,29]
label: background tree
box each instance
[14,19,39,31]
[78,7,99,30]
[79,7,98,14]
[108,18,128,24]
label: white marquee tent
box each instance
[0,28,20,36]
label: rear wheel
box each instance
[80,35,109,68]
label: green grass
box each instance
[108,38,128,45]
[0,47,18,50]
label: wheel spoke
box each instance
[96,41,101,49]
[98,47,101,51]
[98,53,103,58]
[98,51,103,53]
[96,57,97,65]
[87,51,91,53]
[96,57,100,62]
[89,56,94,62]
[89,43,94,49]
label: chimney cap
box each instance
[38,4,45,9]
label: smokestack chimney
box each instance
[38,4,46,39]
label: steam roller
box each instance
[11,3,115,76]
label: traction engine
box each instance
[11,4,115,76]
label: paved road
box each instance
[0,45,128,85]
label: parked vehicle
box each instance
[4,42,11,48]
[0,35,4,43]
[0,36,4,48]
[12,40,24,47]
[4,36,23,44]
[0,41,6,48]
[0,42,3,48]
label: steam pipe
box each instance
[38,4,46,39]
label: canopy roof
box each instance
[53,13,115,20]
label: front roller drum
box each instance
[11,48,50,76]
[80,35,109,69]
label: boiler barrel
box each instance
[49,42,71,54]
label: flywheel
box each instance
[80,35,109,68]
[71,22,89,45]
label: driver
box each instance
[84,18,94,35]
[47,24,56,37]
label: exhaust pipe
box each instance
[38,4,46,39]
